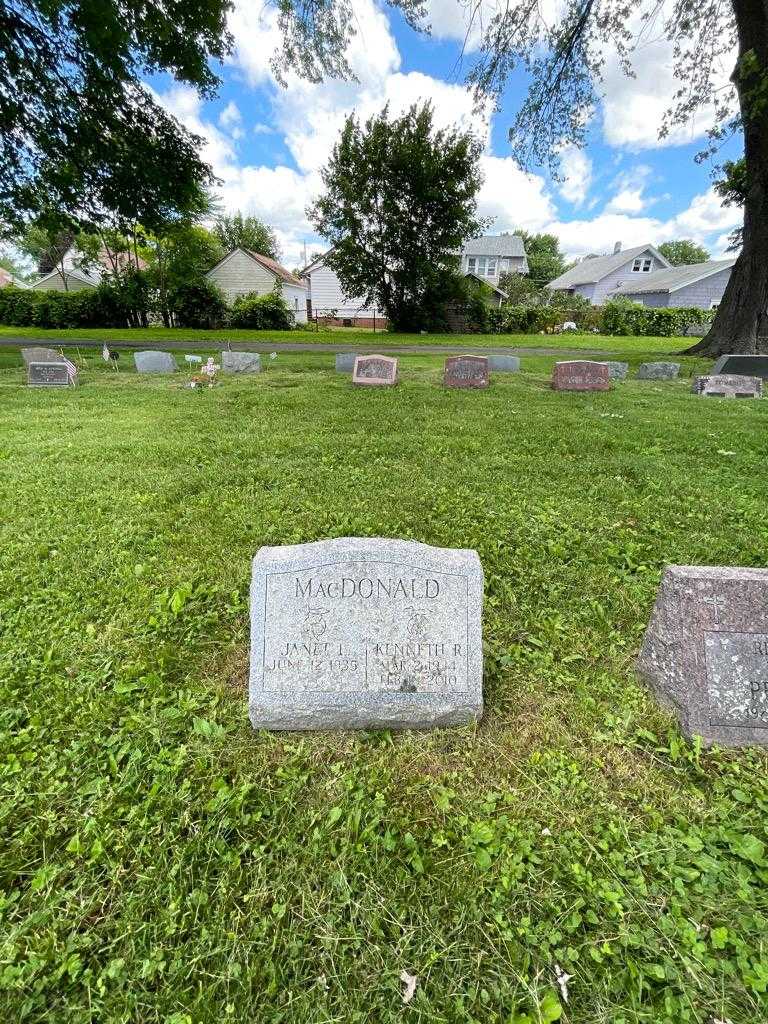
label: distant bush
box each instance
[229,291,294,330]
[0,284,130,328]
[169,279,228,329]
[488,304,595,334]
[601,298,714,336]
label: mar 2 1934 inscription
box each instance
[637,565,768,746]
[249,538,483,730]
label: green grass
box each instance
[0,324,692,356]
[2,347,767,1023]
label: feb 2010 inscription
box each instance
[250,537,483,730]
[637,565,768,747]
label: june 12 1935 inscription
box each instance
[637,565,768,746]
[250,538,483,730]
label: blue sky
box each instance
[152,0,742,270]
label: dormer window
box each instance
[466,256,497,278]
[632,257,653,273]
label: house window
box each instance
[710,301,720,309]
[632,257,653,273]
[467,257,477,273]
[467,256,498,278]
[486,259,497,276]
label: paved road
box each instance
[0,337,616,358]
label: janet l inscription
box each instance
[637,565,768,746]
[250,537,483,730]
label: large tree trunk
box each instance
[686,0,768,356]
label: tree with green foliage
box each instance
[309,102,485,332]
[516,231,569,285]
[213,214,281,260]
[658,240,711,266]
[497,272,543,305]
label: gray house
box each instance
[610,259,736,308]
[460,234,528,284]
[547,243,671,305]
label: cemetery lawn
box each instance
[2,347,768,1024]
[0,324,690,356]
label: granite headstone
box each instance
[638,565,768,746]
[693,374,763,399]
[28,362,71,387]
[604,361,629,381]
[21,347,66,368]
[249,537,483,730]
[637,362,680,380]
[134,350,177,374]
[552,360,611,392]
[444,355,489,389]
[335,352,357,372]
[222,351,262,374]
[712,354,768,380]
[487,354,520,373]
[352,354,398,387]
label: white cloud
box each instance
[477,155,556,231]
[219,100,243,139]
[557,145,592,206]
[425,0,498,52]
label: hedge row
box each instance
[0,282,296,331]
[487,301,714,337]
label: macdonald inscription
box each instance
[250,538,483,730]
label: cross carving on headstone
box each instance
[703,591,725,624]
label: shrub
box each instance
[169,279,228,329]
[0,283,130,328]
[229,290,294,330]
[601,298,714,336]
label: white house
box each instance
[546,243,671,305]
[30,266,100,292]
[300,253,382,327]
[205,248,308,323]
[609,259,737,309]
[459,234,529,283]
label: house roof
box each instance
[31,267,99,289]
[245,250,305,287]
[461,234,527,258]
[0,267,29,288]
[547,244,671,290]
[611,259,737,296]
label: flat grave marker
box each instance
[352,354,398,387]
[637,565,768,746]
[249,537,483,730]
[552,360,611,392]
[693,374,763,399]
[712,354,768,380]
[444,355,489,389]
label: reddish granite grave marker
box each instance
[352,354,398,387]
[552,360,611,392]
[693,374,763,399]
[444,355,489,389]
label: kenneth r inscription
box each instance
[250,537,483,730]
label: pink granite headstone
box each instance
[552,360,611,392]
[352,354,398,387]
[693,374,763,399]
[638,565,768,747]
[444,355,489,389]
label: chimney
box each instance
[613,241,622,254]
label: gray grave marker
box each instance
[249,537,483,730]
[134,350,177,374]
[487,354,520,373]
[637,565,768,746]
[335,352,357,372]
[28,362,71,387]
[637,362,680,380]
[712,354,768,380]
[222,351,262,374]
[604,361,629,381]
[21,347,66,368]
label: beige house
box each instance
[205,248,308,323]
[30,267,100,292]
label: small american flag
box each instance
[102,343,110,362]
[62,356,78,381]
